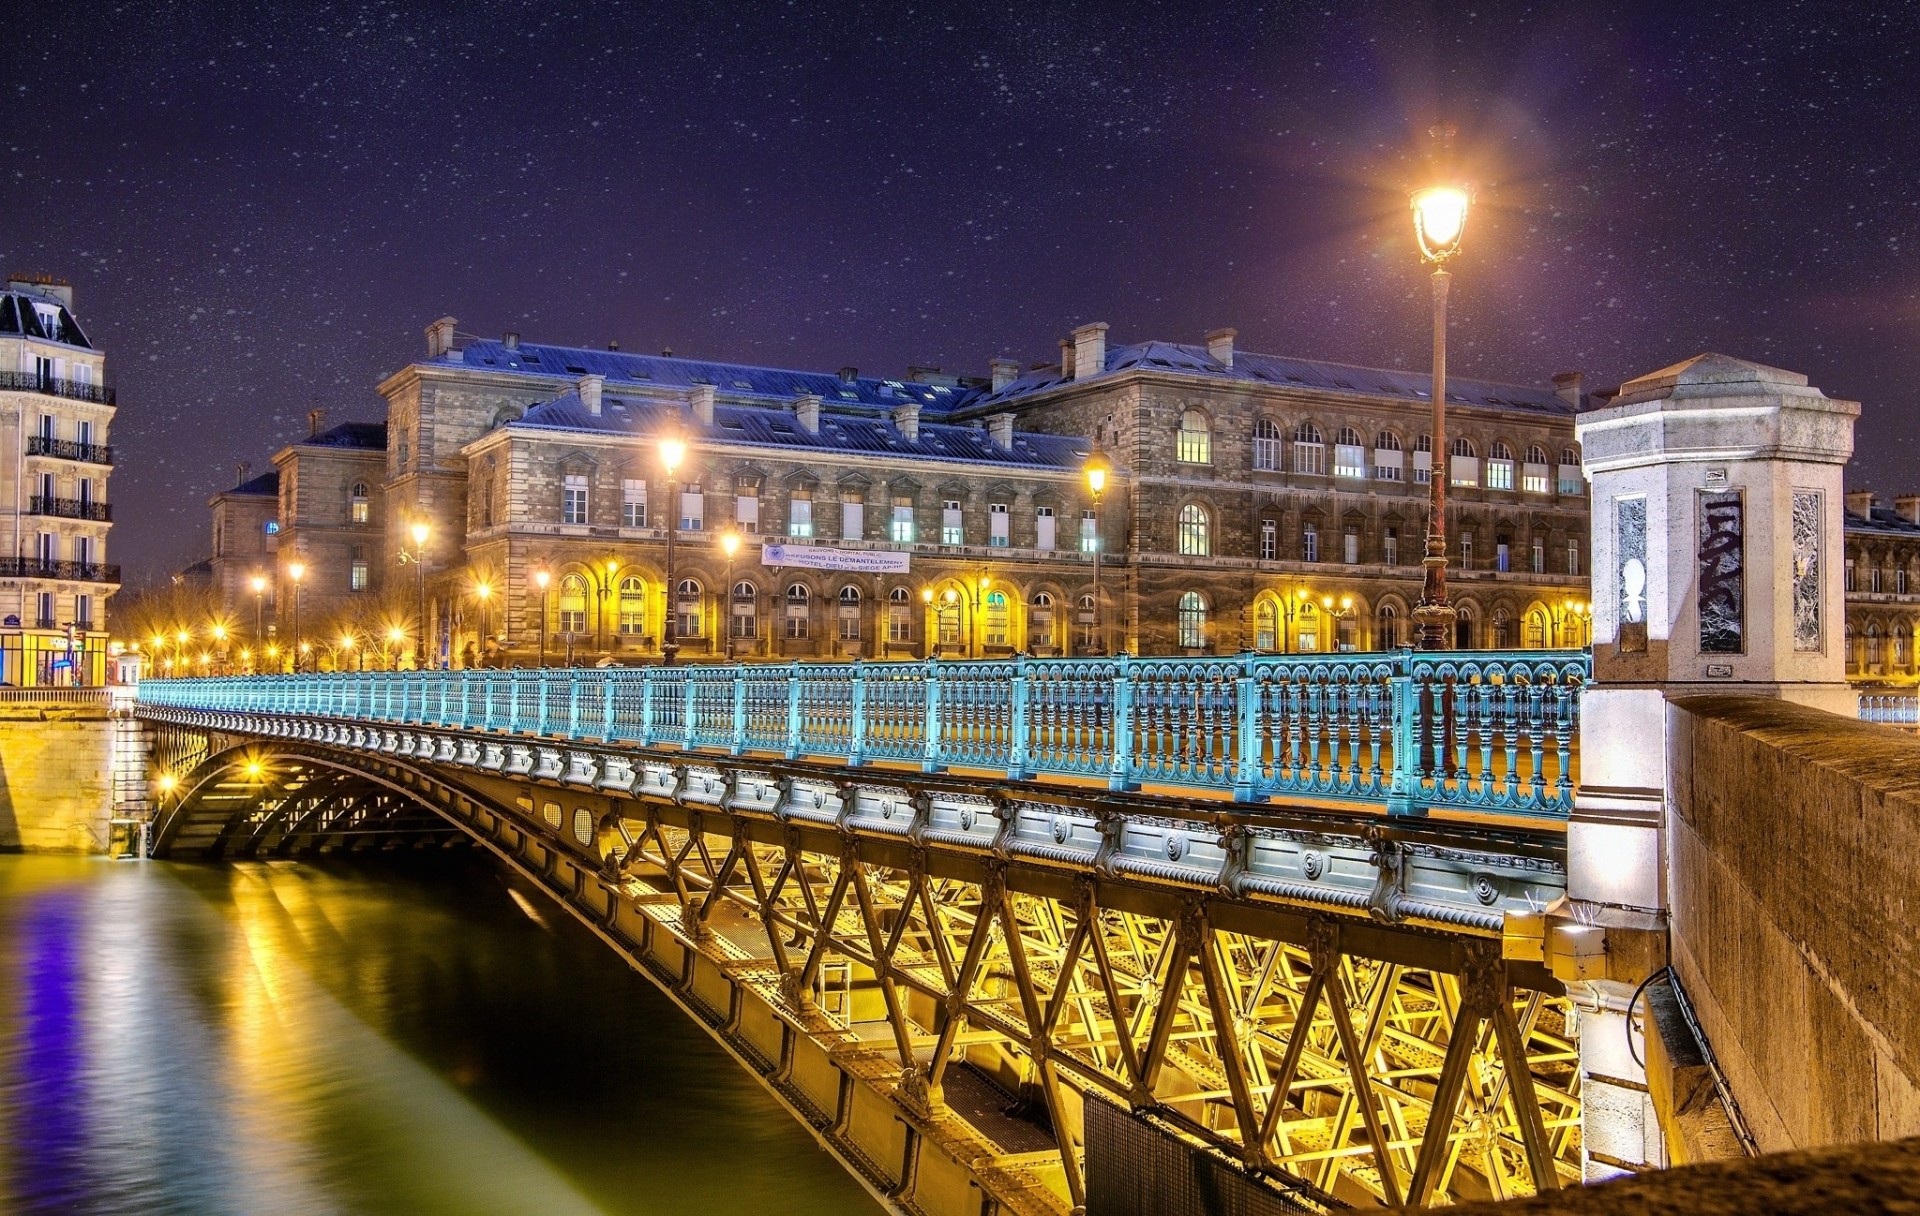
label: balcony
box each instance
[0,557,121,583]
[29,496,111,522]
[0,371,115,406]
[26,436,114,465]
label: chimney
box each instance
[690,383,716,427]
[839,366,859,384]
[578,374,604,417]
[661,347,674,358]
[1072,322,1109,381]
[794,393,821,435]
[425,316,458,358]
[894,401,922,443]
[989,357,1020,392]
[1205,327,1237,369]
[1897,495,1920,526]
[307,408,326,437]
[987,413,1015,451]
[608,340,620,351]
[502,330,520,351]
[235,461,251,486]
[1846,490,1876,518]
[1552,371,1586,409]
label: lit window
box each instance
[1413,434,1433,484]
[1449,438,1479,488]
[1486,441,1514,490]
[732,581,758,639]
[887,586,912,643]
[989,502,1009,547]
[942,499,963,545]
[1177,591,1207,648]
[984,590,1009,647]
[840,490,864,540]
[562,474,589,525]
[676,578,702,638]
[1303,523,1319,563]
[558,575,588,633]
[1178,504,1210,556]
[1558,448,1584,495]
[622,478,648,527]
[788,485,813,538]
[1260,519,1277,561]
[1080,509,1098,553]
[1373,432,1404,481]
[785,582,810,639]
[837,585,861,640]
[1253,419,1281,470]
[1383,527,1398,566]
[890,496,915,543]
[1177,410,1211,464]
[1029,592,1055,650]
[618,576,645,634]
[1292,423,1325,475]
[349,545,368,592]
[1333,427,1365,478]
[349,482,369,524]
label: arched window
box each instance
[1029,591,1056,650]
[1178,504,1211,556]
[1177,410,1212,464]
[1558,448,1584,496]
[1292,422,1326,475]
[1077,593,1098,650]
[984,590,1010,647]
[1451,437,1476,457]
[1489,441,1513,460]
[1376,603,1399,649]
[614,576,644,634]
[1253,418,1282,470]
[1492,607,1512,648]
[1371,431,1404,482]
[1336,426,1363,447]
[1375,432,1403,451]
[1525,609,1549,649]
[558,575,588,634]
[349,482,369,524]
[785,582,810,639]
[732,580,758,641]
[1413,433,1433,484]
[1177,592,1207,649]
[1256,599,1278,651]
[837,585,861,641]
[1561,447,1579,466]
[1486,440,1515,490]
[676,578,702,639]
[886,585,912,644]
[1526,444,1550,465]
[1454,606,1475,650]
[1449,437,1479,488]
[1868,622,1883,666]
[1333,427,1365,478]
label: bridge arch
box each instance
[154,741,474,859]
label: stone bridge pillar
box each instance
[1564,354,1858,1176]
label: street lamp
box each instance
[287,560,306,672]
[386,625,406,670]
[1321,593,1356,652]
[1409,126,1472,651]
[250,572,268,653]
[533,566,551,667]
[659,428,688,665]
[1552,598,1593,648]
[719,529,742,662]
[1278,586,1310,653]
[921,586,936,658]
[943,587,960,657]
[399,519,431,668]
[1083,449,1111,656]
[472,578,493,667]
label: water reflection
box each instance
[0,855,876,1216]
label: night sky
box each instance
[4,2,1916,583]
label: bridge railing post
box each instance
[847,659,867,767]
[639,667,657,747]
[730,663,747,755]
[1108,654,1136,791]
[1232,654,1260,801]
[1386,650,1421,816]
[568,676,582,740]
[784,663,804,760]
[683,671,698,752]
[1007,655,1030,779]
[601,673,617,742]
[921,657,943,773]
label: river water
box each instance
[0,854,877,1216]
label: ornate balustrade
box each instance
[139,648,1589,818]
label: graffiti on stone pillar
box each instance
[1791,489,1822,652]
[1698,491,1745,654]
[1616,496,1648,653]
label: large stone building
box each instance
[206,464,279,630]
[269,414,389,661]
[0,277,118,685]
[334,317,1592,665]
[1842,492,1920,685]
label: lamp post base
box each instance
[1413,553,1453,651]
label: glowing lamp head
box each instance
[156,772,178,794]
[1411,185,1471,262]
[1083,449,1111,497]
[340,633,355,649]
[533,568,551,590]
[720,530,741,558]
[244,760,263,778]
[250,575,267,593]
[920,587,933,605]
[388,627,404,643]
[150,634,164,649]
[659,432,687,477]
[288,561,306,582]
[177,629,191,644]
[943,588,958,605]
[475,582,492,601]
[212,625,227,641]
[410,521,430,547]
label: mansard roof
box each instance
[1846,502,1920,538]
[297,422,388,450]
[225,470,280,497]
[0,289,91,349]
[982,340,1573,416]
[442,339,987,416]
[501,389,1093,473]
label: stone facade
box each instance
[269,418,389,664]
[206,467,279,631]
[0,277,118,685]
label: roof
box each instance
[1846,502,1920,538]
[296,422,387,450]
[221,470,280,497]
[981,340,1574,416]
[0,289,91,349]
[505,390,1094,473]
[444,339,987,416]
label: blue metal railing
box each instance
[1860,694,1919,726]
[137,650,1590,818]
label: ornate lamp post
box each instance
[1321,593,1356,652]
[250,573,268,655]
[921,586,936,658]
[719,529,742,662]
[1552,598,1593,648]
[1082,449,1111,656]
[1279,586,1310,653]
[399,520,431,668]
[532,566,551,667]
[1409,132,1472,651]
[659,428,688,665]
[472,578,493,666]
[287,560,306,672]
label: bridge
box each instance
[137,651,1590,1213]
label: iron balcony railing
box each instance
[0,557,122,583]
[28,496,111,521]
[1859,694,1919,726]
[140,649,1590,818]
[0,371,115,405]
[26,436,114,465]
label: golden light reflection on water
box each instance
[0,856,874,1216]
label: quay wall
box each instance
[0,698,113,853]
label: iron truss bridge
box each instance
[137,651,1590,1215]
